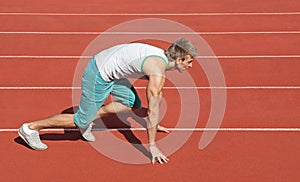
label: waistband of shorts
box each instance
[90,56,112,83]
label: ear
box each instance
[175,57,182,64]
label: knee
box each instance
[73,113,94,128]
[128,91,142,109]
[132,95,142,108]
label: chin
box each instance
[175,66,185,73]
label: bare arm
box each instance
[146,75,164,145]
[143,57,169,164]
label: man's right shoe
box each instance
[18,124,48,150]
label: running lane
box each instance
[1,0,300,181]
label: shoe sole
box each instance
[82,133,96,142]
[18,127,47,150]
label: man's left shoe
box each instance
[79,123,95,142]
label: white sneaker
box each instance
[79,122,95,142]
[18,124,48,150]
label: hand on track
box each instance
[149,143,169,164]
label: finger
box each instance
[162,157,169,163]
[151,157,155,164]
[157,126,170,133]
[162,128,170,133]
[157,157,163,164]
[158,154,169,163]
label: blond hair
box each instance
[164,38,198,62]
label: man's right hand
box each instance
[149,143,169,164]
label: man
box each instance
[18,38,198,164]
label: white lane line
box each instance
[1,55,300,59]
[0,86,300,90]
[2,127,300,132]
[207,55,300,59]
[1,12,300,16]
[1,31,300,35]
[0,56,91,59]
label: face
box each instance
[175,55,194,73]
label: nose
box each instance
[188,62,193,68]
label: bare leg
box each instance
[97,101,132,117]
[97,102,169,133]
[24,102,129,139]
[28,114,76,131]
[18,114,76,150]
[18,103,128,150]
[26,102,168,133]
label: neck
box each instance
[165,61,176,71]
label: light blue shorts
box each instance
[74,57,141,128]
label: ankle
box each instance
[22,123,37,134]
[28,123,39,131]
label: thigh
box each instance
[74,58,113,128]
[111,79,142,108]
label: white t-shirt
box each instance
[94,43,169,81]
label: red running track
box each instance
[0,0,300,181]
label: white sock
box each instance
[23,124,36,134]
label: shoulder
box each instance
[142,56,167,76]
